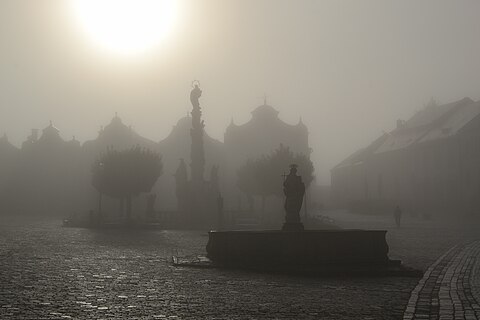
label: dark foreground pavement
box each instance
[0,214,479,319]
[403,240,480,320]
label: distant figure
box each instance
[394,205,402,227]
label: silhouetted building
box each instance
[3,122,83,215]
[225,101,309,163]
[83,114,157,159]
[0,134,19,196]
[0,101,310,221]
[82,114,159,216]
[224,100,310,210]
[331,97,480,217]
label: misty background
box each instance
[1,1,480,183]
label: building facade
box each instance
[224,101,310,211]
[0,101,310,219]
[331,97,480,217]
[1,122,83,215]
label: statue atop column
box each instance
[173,82,221,228]
[190,80,206,186]
[190,82,202,108]
[282,164,305,231]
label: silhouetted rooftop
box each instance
[42,121,60,134]
[376,97,474,153]
[332,134,388,170]
[251,104,279,118]
[0,133,19,153]
[83,114,157,154]
[333,97,480,170]
[227,102,306,131]
[38,121,63,143]
[404,97,473,129]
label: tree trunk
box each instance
[119,198,125,218]
[98,192,102,218]
[261,196,267,225]
[126,196,132,222]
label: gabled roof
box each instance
[418,100,480,143]
[375,97,474,154]
[332,134,388,171]
[333,97,480,170]
[404,99,468,128]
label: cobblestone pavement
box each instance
[0,216,479,319]
[403,240,480,320]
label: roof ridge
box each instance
[412,97,473,144]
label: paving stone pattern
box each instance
[403,240,480,320]
[0,218,478,319]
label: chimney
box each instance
[396,119,405,129]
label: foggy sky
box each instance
[1,0,480,184]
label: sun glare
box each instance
[72,0,178,55]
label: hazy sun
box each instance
[72,0,178,55]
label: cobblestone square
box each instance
[1,214,479,319]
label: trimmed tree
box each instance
[236,144,314,215]
[92,146,162,221]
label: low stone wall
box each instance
[206,230,390,267]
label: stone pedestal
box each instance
[207,230,390,267]
[281,222,304,231]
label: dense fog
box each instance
[2,1,480,184]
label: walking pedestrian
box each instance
[394,205,402,227]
